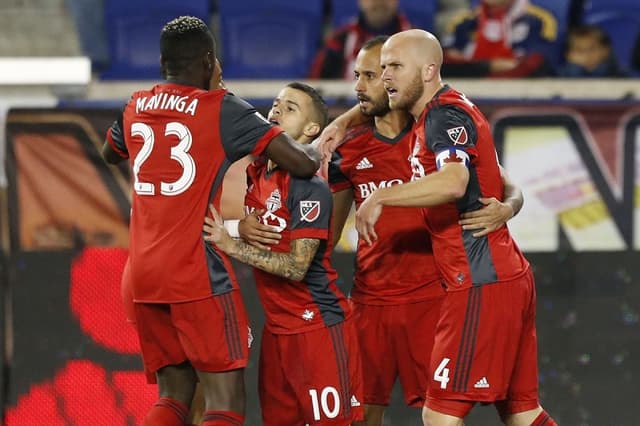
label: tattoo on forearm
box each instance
[229,238,320,281]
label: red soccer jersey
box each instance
[106,83,282,302]
[414,85,529,291]
[328,123,443,304]
[244,160,350,334]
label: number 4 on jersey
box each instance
[434,357,451,389]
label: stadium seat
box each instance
[582,5,640,71]
[530,0,572,68]
[400,0,436,30]
[218,0,324,79]
[331,0,435,31]
[101,0,210,80]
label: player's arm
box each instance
[263,134,320,178]
[101,109,129,164]
[357,163,469,244]
[326,150,354,247]
[237,210,282,250]
[331,189,354,247]
[458,164,524,237]
[356,105,476,244]
[317,104,371,160]
[204,205,318,281]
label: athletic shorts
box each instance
[134,291,249,383]
[259,318,364,425]
[353,294,444,407]
[425,268,540,418]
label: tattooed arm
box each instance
[223,237,319,282]
[204,204,319,281]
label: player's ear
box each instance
[423,62,436,82]
[303,121,321,139]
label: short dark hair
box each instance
[286,82,329,130]
[569,25,611,48]
[160,16,215,73]
[361,35,390,51]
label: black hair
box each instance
[160,16,215,74]
[568,25,611,48]
[361,35,390,51]
[286,82,329,130]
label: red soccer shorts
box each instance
[352,293,444,407]
[134,291,249,382]
[259,318,364,425]
[425,268,539,418]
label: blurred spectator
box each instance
[309,0,411,79]
[435,0,470,37]
[442,0,557,77]
[558,25,627,77]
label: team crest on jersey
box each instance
[447,126,468,145]
[266,189,282,212]
[300,200,320,222]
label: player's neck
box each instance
[374,110,411,138]
[410,81,444,121]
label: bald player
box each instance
[361,29,556,426]
[319,30,557,426]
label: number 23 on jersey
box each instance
[131,122,196,196]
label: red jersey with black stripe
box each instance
[245,160,349,334]
[106,83,282,303]
[328,123,443,304]
[415,86,529,291]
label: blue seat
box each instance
[219,0,324,79]
[101,0,210,80]
[331,0,435,30]
[583,6,640,71]
[330,0,358,29]
[400,0,436,30]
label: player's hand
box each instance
[355,193,381,245]
[239,209,282,250]
[315,121,347,161]
[458,197,513,237]
[203,204,234,252]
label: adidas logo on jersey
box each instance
[350,395,361,407]
[356,157,373,170]
[473,377,490,388]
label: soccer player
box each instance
[351,30,557,426]
[203,82,364,426]
[101,16,320,426]
[326,36,524,426]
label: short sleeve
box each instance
[327,150,351,193]
[219,93,284,162]
[424,105,478,170]
[105,107,128,158]
[287,176,332,240]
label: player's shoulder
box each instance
[339,123,375,147]
[289,174,331,196]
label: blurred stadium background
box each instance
[0,0,639,425]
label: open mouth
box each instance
[269,119,279,125]
[385,87,398,98]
